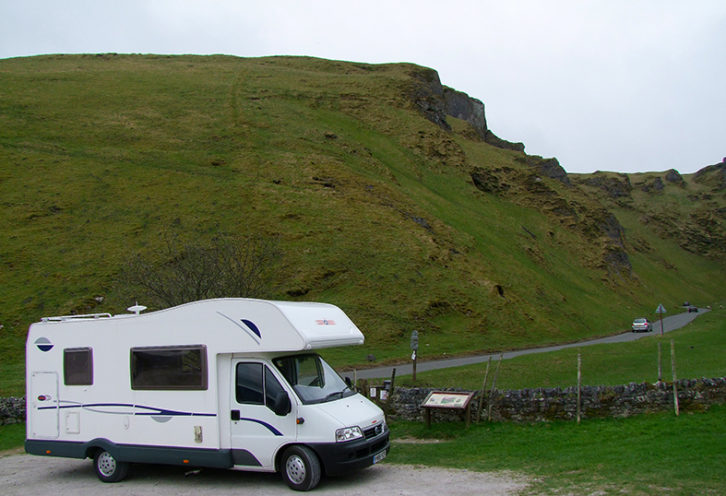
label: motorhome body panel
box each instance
[25,298,386,487]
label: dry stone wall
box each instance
[386,377,726,423]
[5,378,725,425]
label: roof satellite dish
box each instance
[127,303,147,315]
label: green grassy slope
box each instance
[1,54,724,395]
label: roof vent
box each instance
[127,303,147,315]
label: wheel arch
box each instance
[83,438,119,460]
[274,443,326,476]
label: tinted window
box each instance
[236,363,264,404]
[64,348,93,386]
[265,366,286,406]
[130,345,207,390]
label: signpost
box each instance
[421,391,476,427]
[655,304,666,336]
[410,330,419,382]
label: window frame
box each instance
[235,361,289,412]
[130,345,208,391]
[63,347,94,386]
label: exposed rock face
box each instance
[664,169,685,185]
[408,67,524,151]
[641,176,665,192]
[442,86,487,137]
[408,67,451,131]
[525,155,570,186]
[694,160,726,190]
[470,166,632,277]
[470,166,512,193]
[484,130,525,152]
[577,172,633,199]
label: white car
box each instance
[631,318,652,332]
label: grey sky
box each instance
[1,0,724,174]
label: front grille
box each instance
[363,424,383,439]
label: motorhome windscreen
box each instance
[273,353,355,405]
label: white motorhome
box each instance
[25,298,389,491]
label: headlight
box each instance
[335,426,363,442]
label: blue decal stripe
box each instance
[216,311,261,344]
[239,417,283,436]
[37,402,215,417]
[241,319,261,338]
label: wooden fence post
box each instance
[576,352,582,424]
[476,357,492,423]
[670,340,679,416]
[389,368,396,402]
[487,353,502,422]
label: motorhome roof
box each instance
[33,298,365,352]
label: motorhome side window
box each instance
[235,363,286,408]
[130,345,208,390]
[64,348,93,386]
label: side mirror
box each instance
[271,391,292,416]
[345,376,353,388]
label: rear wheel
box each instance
[93,449,129,482]
[281,445,321,491]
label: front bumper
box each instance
[308,429,390,476]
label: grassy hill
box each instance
[1,54,724,396]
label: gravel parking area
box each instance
[0,452,527,495]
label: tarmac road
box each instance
[348,308,709,380]
[0,452,527,496]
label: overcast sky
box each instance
[1,0,724,174]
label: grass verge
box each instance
[0,423,25,454]
[395,308,726,390]
[388,403,726,495]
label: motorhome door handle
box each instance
[231,410,240,421]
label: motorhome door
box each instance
[230,361,297,469]
[29,371,59,438]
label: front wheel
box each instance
[93,449,129,482]
[281,445,321,491]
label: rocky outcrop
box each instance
[470,166,631,277]
[664,169,685,186]
[694,160,726,190]
[525,155,570,186]
[483,130,525,152]
[409,67,452,131]
[470,166,512,194]
[577,172,633,199]
[442,86,487,137]
[408,67,524,151]
[641,176,665,193]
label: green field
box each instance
[389,404,726,495]
[395,308,726,390]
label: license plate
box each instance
[373,450,387,464]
